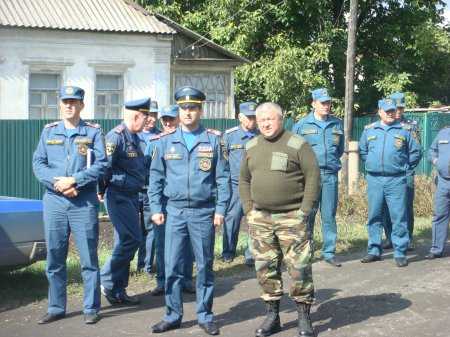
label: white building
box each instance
[0,0,246,120]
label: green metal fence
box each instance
[0,114,442,200]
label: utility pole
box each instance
[342,0,358,195]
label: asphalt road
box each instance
[1,244,449,337]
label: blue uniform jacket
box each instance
[138,127,161,189]
[292,112,344,173]
[359,121,422,175]
[429,127,450,179]
[100,123,146,193]
[149,126,230,216]
[32,120,107,193]
[222,126,259,185]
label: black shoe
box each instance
[407,241,415,251]
[360,254,381,263]
[324,257,342,267]
[101,285,121,305]
[382,240,393,250]
[150,286,165,296]
[245,259,255,267]
[395,257,408,267]
[255,300,281,337]
[151,320,181,333]
[37,313,65,324]
[84,313,100,324]
[199,322,220,335]
[117,292,140,305]
[425,253,443,260]
[222,257,234,264]
[296,302,315,337]
[101,286,140,306]
[183,285,196,294]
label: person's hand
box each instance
[97,193,104,202]
[62,186,78,198]
[152,213,165,225]
[54,176,76,192]
[213,213,224,227]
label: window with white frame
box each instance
[95,74,123,119]
[29,73,60,119]
[174,73,229,118]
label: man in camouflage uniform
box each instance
[239,102,320,337]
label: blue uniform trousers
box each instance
[100,188,142,296]
[222,184,253,261]
[383,174,415,241]
[164,205,215,324]
[154,223,194,289]
[137,192,155,273]
[308,172,338,260]
[366,174,409,258]
[430,176,450,255]
[43,191,100,315]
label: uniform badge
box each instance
[199,158,212,171]
[78,144,88,156]
[46,139,64,145]
[65,87,74,95]
[170,146,176,153]
[106,143,116,156]
[127,151,138,158]
[394,137,404,149]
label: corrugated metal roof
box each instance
[0,0,175,34]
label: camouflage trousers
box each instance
[247,208,314,304]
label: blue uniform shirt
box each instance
[33,120,107,192]
[149,126,230,215]
[101,123,146,193]
[138,127,161,188]
[292,112,344,173]
[429,127,450,179]
[222,125,259,185]
[359,121,422,175]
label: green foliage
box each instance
[138,0,450,116]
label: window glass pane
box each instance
[29,107,41,119]
[46,108,59,119]
[30,73,59,90]
[111,93,120,105]
[30,93,42,105]
[96,95,106,106]
[97,75,121,90]
[47,93,58,106]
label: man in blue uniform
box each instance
[146,105,195,296]
[33,85,107,324]
[137,100,161,274]
[99,97,149,305]
[382,92,420,250]
[149,87,230,335]
[221,101,258,266]
[426,127,450,259]
[359,98,422,267]
[292,88,344,267]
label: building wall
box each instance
[0,27,172,119]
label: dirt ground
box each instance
[1,241,450,337]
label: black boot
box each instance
[296,302,315,337]
[255,300,281,337]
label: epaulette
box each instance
[225,126,239,134]
[150,134,161,141]
[400,122,412,131]
[207,128,222,136]
[364,122,376,129]
[85,121,101,128]
[114,125,125,134]
[160,129,176,137]
[44,121,58,128]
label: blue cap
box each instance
[60,86,84,101]
[150,100,159,113]
[389,92,406,108]
[378,98,396,112]
[239,101,257,116]
[159,105,179,118]
[124,97,151,113]
[174,86,206,107]
[311,88,331,102]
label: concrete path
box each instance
[1,245,449,337]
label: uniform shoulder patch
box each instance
[44,121,58,128]
[287,134,305,150]
[85,121,101,128]
[150,134,162,141]
[206,128,222,136]
[159,129,176,137]
[245,137,258,150]
[114,124,125,134]
[225,126,239,134]
[364,122,376,129]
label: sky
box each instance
[444,0,450,24]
